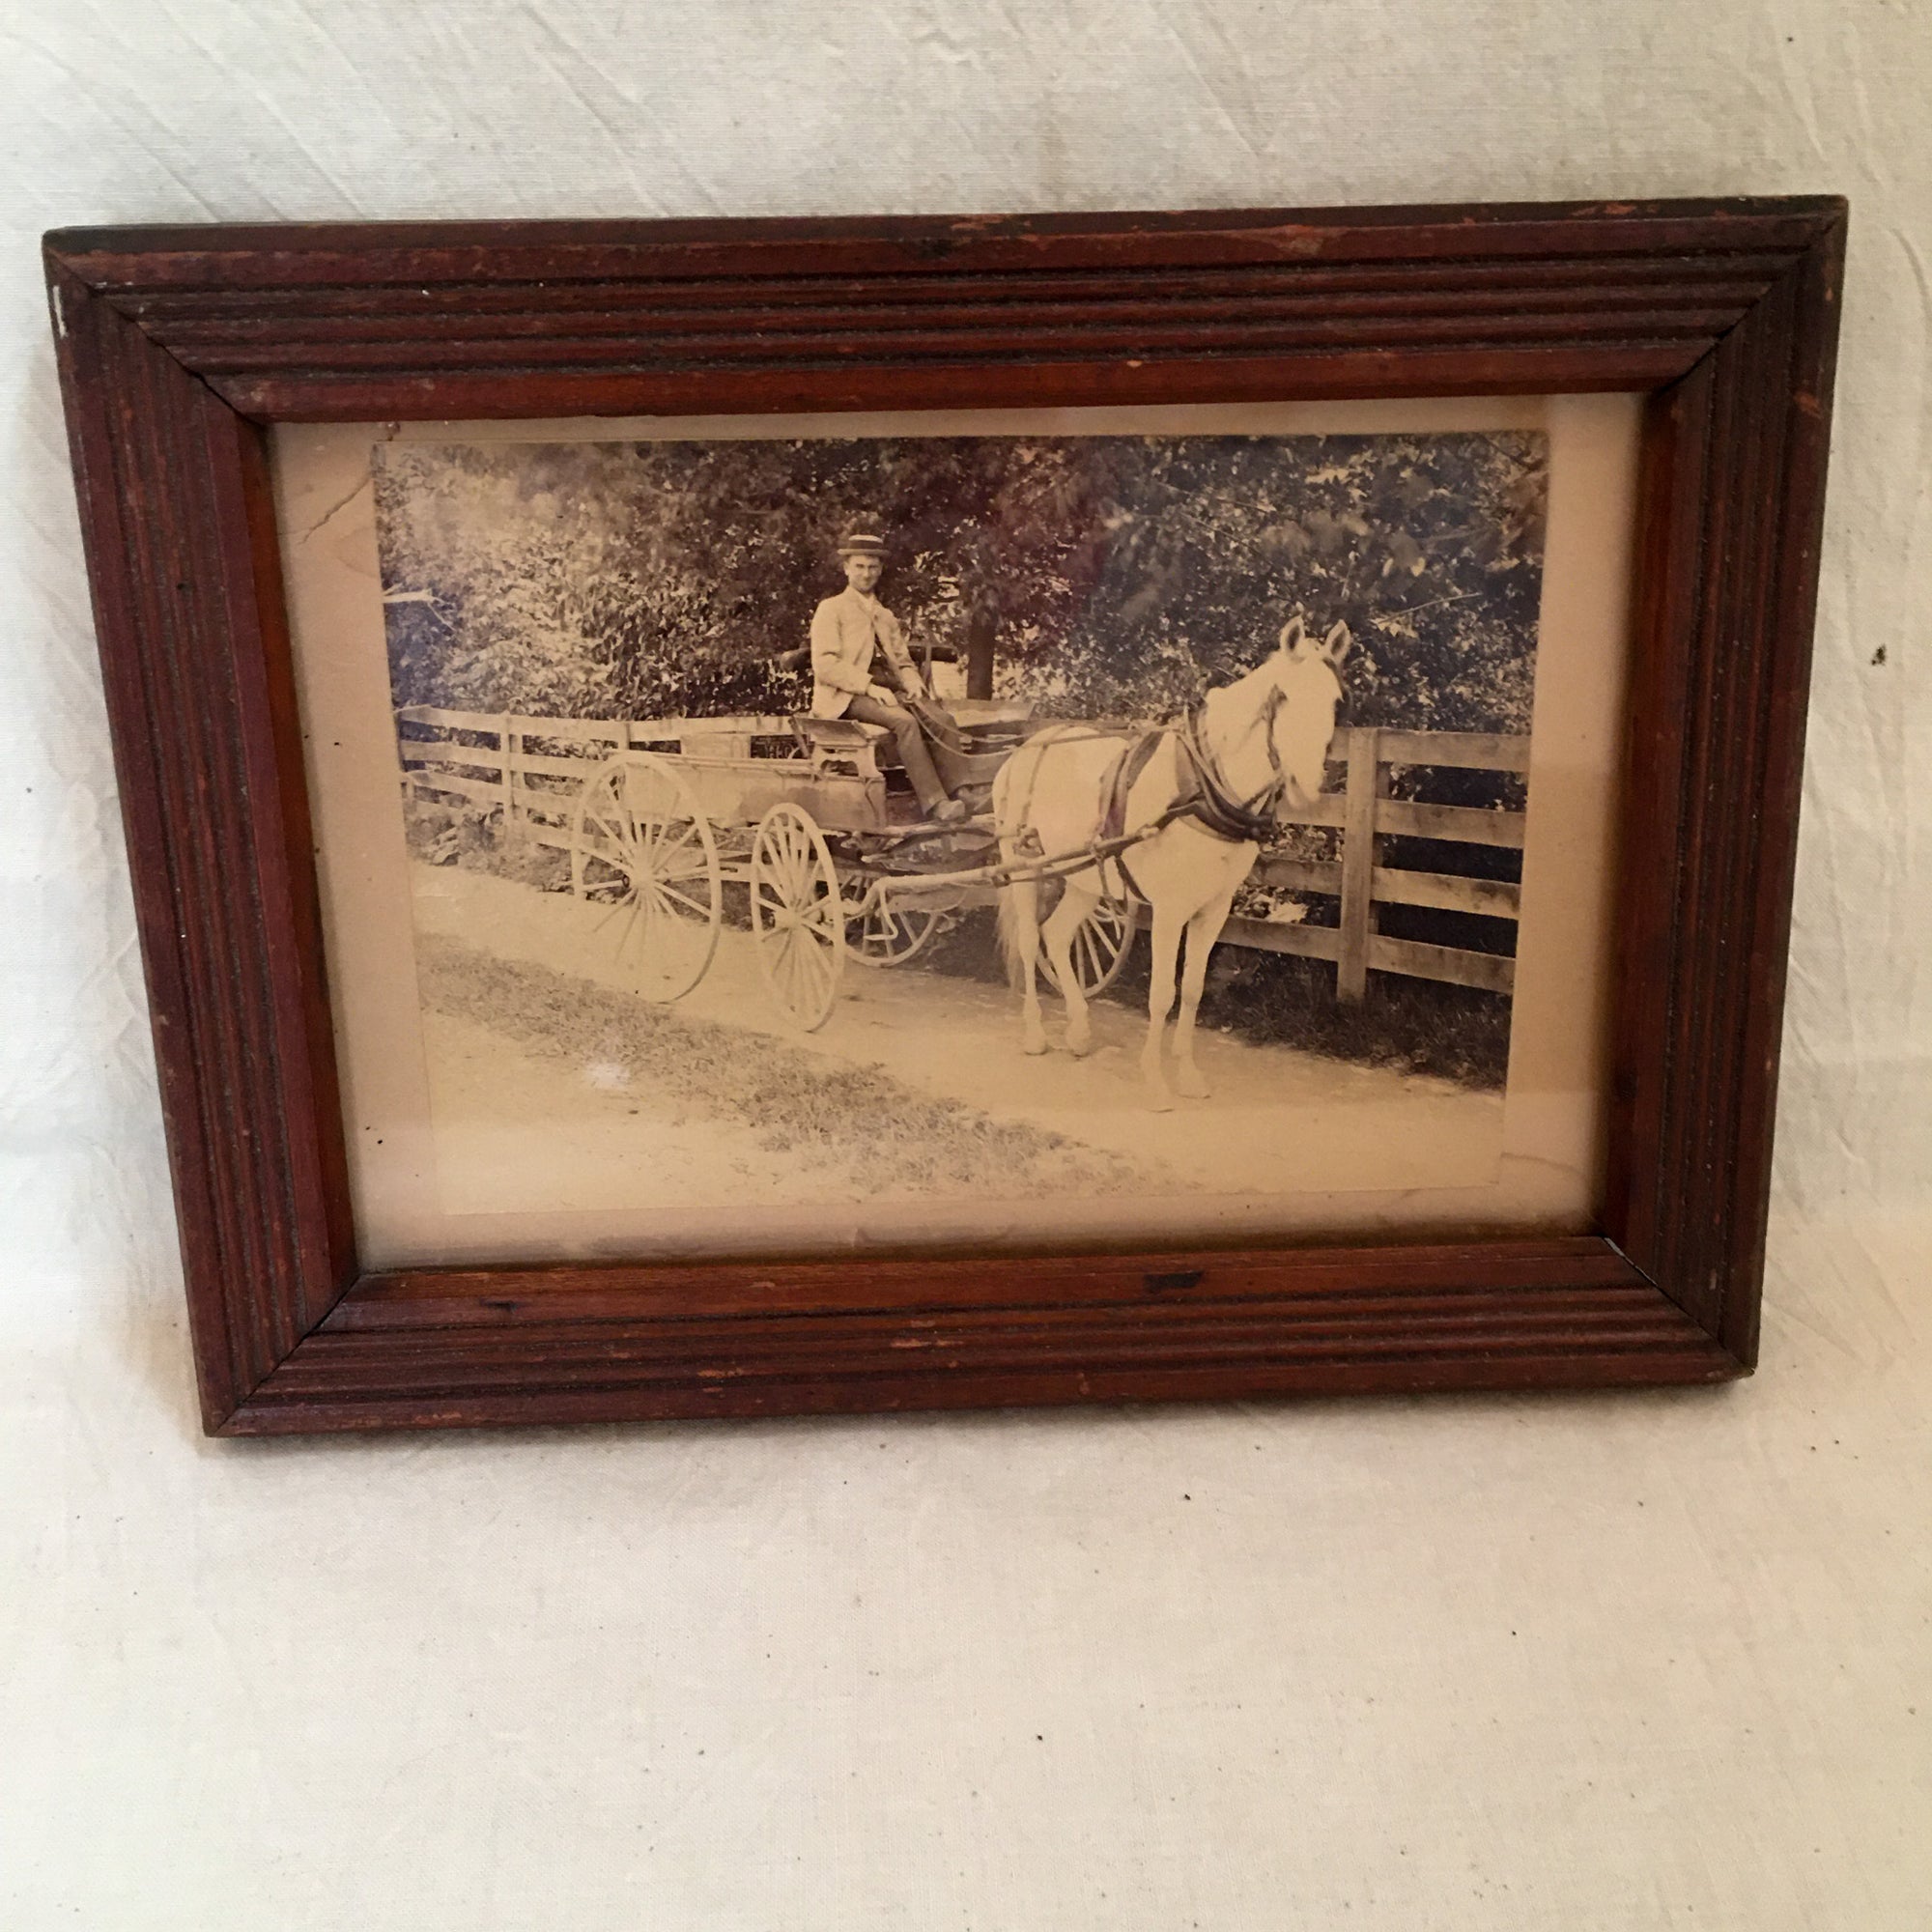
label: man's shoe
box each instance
[930,797,970,823]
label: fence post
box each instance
[498,715,519,844]
[1336,726,1379,1003]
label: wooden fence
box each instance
[395,705,798,852]
[1229,725,1529,1002]
[396,707,1529,1002]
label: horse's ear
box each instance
[1278,614,1307,657]
[1321,621,1352,667]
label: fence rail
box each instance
[1269,723,1528,1001]
[395,705,803,857]
[396,708,1529,1002]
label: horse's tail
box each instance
[990,746,1032,992]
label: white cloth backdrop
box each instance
[2,4,1927,1926]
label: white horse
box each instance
[993,615,1350,1108]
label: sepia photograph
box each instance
[362,425,1551,1228]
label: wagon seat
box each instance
[790,704,1037,820]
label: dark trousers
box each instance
[845,691,950,811]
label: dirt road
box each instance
[407,863,1503,1212]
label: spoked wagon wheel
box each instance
[1041,897,1136,998]
[846,895,945,967]
[751,803,846,1031]
[570,751,723,1002]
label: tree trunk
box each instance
[965,604,996,699]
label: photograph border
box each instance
[43,198,1846,1435]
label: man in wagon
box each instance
[809,526,969,822]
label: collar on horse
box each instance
[1095,686,1290,901]
[1174,685,1290,844]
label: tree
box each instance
[373,430,1547,737]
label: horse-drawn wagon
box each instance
[566,696,1135,1032]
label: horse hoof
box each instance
[1022,1034,1049,1057]
[1175,1070,1210,1100]
[1065,1031,1094,1059]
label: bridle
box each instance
[1176,673,1331,844]
[1069,631,1350,906]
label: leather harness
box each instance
[1096,685,1293,904]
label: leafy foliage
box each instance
[373,431,1546,734]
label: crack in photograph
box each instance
[370,427,1548,1222]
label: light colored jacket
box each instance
[809,586,918,719]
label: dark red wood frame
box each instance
[43,198,1845,1435]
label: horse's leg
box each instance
[1172,878,1242,1100]
[1007,871,1049,1056]
[1041,877,1098,1057]
[1141,898,1185,1108]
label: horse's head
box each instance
[1267,614,1350,806]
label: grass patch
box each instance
[1188,951,1512,1089]
[417,931,1145,1197]
[404,797,572,893]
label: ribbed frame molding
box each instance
[44,199,1844,1434]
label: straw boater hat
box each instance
[837,526,887,559]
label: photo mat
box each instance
[274,397,1638,1266]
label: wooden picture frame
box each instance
[43,197,1845,1435]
